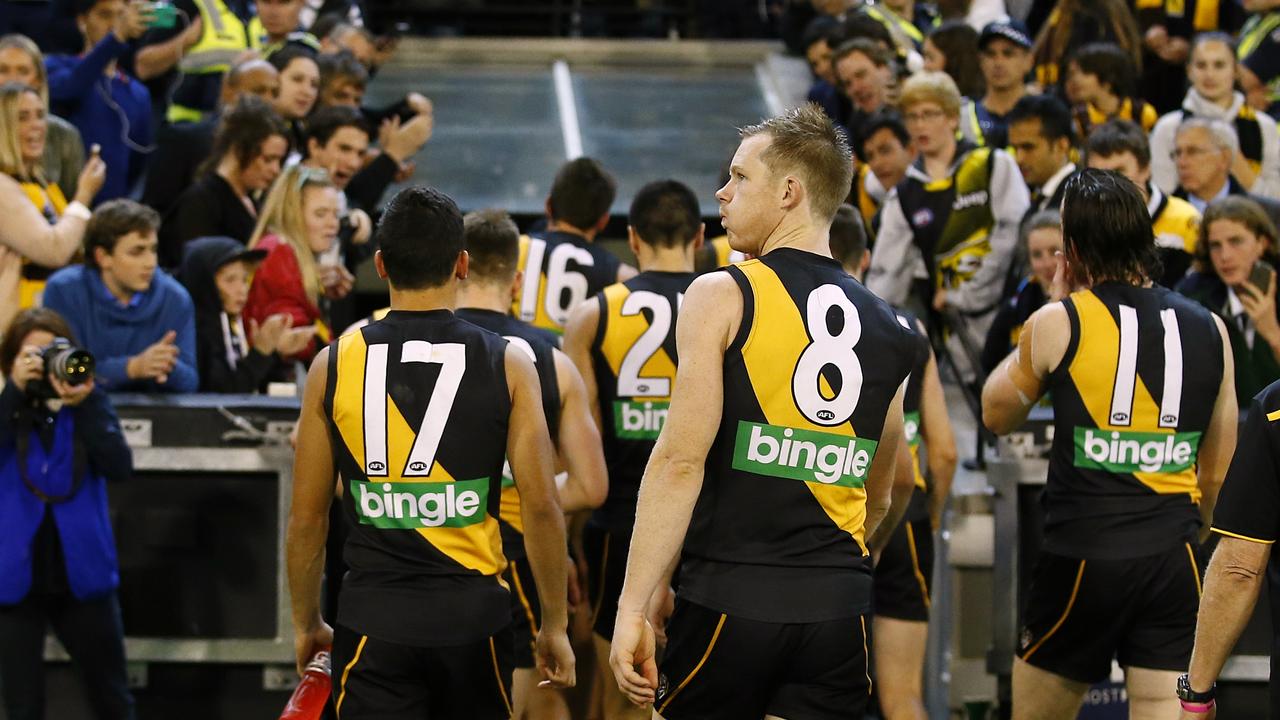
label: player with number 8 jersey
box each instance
[983,169,1237,719]
[608,107,925,720]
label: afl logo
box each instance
[1161,414,1176,425]
[409,461,428,472]
[816,409,836,422]
[1111,413,1129,424]
[637,383,650,393]
[368,461,386,473]
[912,208,934,227]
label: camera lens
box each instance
[47,346,95,386]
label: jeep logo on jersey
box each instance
[732,421,878,487]
[953,190,989,210]
[613,400,670,440]
[354,478,489,529]
[1073,428,1203,474]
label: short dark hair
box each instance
[855,110,909,163]
[73,0,107,15]
[375,186,465,290]
[0,307,77,377]
[463,209,520,283]
[266,43,318,73]
[1006,93,1075,145]
[1061,168,1158,285]
[833,36,894,69]
[802,16,844,52]
[840,13,897,58]
[828,205,869,269]
[84,199,160,269]
[1192,31,1236,57]
[305,105,368,153]
[317,49,368,92]
[202,95,288,177]
[1071,42,1138,98]
[629,180,701,249]
[1085,119,1151,168]
[548,158,617,231]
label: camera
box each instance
[27,339,95,400]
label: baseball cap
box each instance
[979,19,1033,50]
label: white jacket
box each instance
[1150,89,1280,199]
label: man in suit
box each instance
[1007,94,1077,225]
[1173,116,1280,229]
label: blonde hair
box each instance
[0,34,48,103]
[0,82,42,180]
[899,71,962,118]
[738,103,853,222]
[249,165,335,303]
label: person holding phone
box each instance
[1176,195,1280,403]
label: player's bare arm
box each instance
[1195,316,1239,537]
[505,344,576,689]
[609,271,740,706]
[865,388,909,553]
[917,323,957,528]
[563,298,604,431]
[982,302,1070,435]
[286,348,336,675]
[552,348,608,512]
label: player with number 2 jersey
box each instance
[607,107,924,720]
[983,169,1237,719]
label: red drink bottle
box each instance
[279,649,331,720]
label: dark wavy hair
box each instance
[928,21,985,99]
[1061,168,1159,285]
[0,307,76,377]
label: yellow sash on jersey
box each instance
[18,181,67,309]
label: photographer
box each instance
[0,307,135,720]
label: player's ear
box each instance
[510,269,523,302]
[455,250,470,281]
[373,249,388,279]
[627,225,641,257]
[781,175,804,211]
[692,222,705,251]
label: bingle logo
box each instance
[613,400,670,440]
[355,478,489,529]
[1073,428,1202,473]
[732,421,878,487]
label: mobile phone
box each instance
[145,1,179,29]
[1249,260,1275,293]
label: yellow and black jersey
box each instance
[512,231,622,333]
[1150,184,1201,287]
[590,270,697,533]
[706,235,748,269]
[324,309,513,646]
[1073,98,1158,138]
[455,308,561,562]
[896,309,932,500]
[851,165,882,237]
[679,248,925,623]
[1045,283,1223,560]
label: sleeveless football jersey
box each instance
[512,231,622,333]
[455,308,561,562]
[325,309,512,646]
[1045,283,1223,559]
[679,248,924,623]
[590,271,697,534]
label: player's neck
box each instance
[758,221,833,258]
[389,284,459,313]
[638,247,696,273]
[546,220,596,242]
[455,282,511,313]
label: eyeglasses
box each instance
[904,108,947,124]
[1172,146,1218,160]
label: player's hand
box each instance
[293,620,334,676]
[127,330,179,383]
[10,344,45,393]
[534,628,576,689]
[646,585,674,651]
[609,609,657,706]
[52,376,94,406]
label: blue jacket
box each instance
[46,34,152,203]
[43,265,199,392]
[0,385,131,603]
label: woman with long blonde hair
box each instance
[242,164,342,364]
[0,34,84,196]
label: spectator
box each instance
[834,38,898,136]
[243,165,341,364]
[1086,120,1202,286]
[256,0,318,56]
[860,0,930,64]
[1176,196,1280,403]
[801,16,852,129]
[1007,94,1077,219]
[140,57,280,217]
[1238,0,1280,114]
[315,49,366,109]
[0,307,136,720]
[1137,0,1245,115]
[177,236,311,393]
[0,34,84,199]
[43,199,198,393]
[1066,42,1158,138]
[970,20,1035,150]
[1172,118,1280,229]
[317,21,374,67]
[307,5,368,39]
[924,21,984,100]
[159,95,289,267]
[132,0,248,124]
[267,44,319,150]
[1152,33,1280,199]
[1031,0,1143,93]
[981,209,1062,373]
[868,71,1029,379]
[852,110,914,234]
[46,0,152,204]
